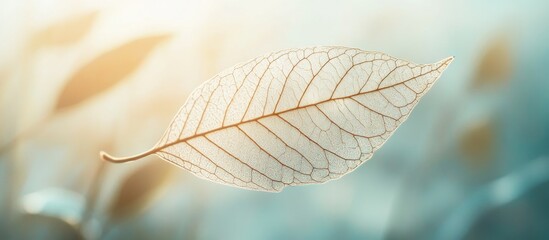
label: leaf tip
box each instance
[434,56,454,73]
[443,55,455,65]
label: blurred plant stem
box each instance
[94,81,131,240]
[78,158,108,233]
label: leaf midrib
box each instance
[154,60,449,153]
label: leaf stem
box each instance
[100,148,156,163]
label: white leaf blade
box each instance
[102,46,453,192]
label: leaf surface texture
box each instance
[109,46,453,192]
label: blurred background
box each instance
[1,0,548,239]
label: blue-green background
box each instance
[1,0,548,239]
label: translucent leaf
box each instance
[55,34,171,111]
[101,47,453,192]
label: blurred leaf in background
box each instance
[108,160,174,221]
[471,34,513,89]
[460,117,497,168]
[0,34,172,156]
[55,34,172,112]
[30,11,99,51]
